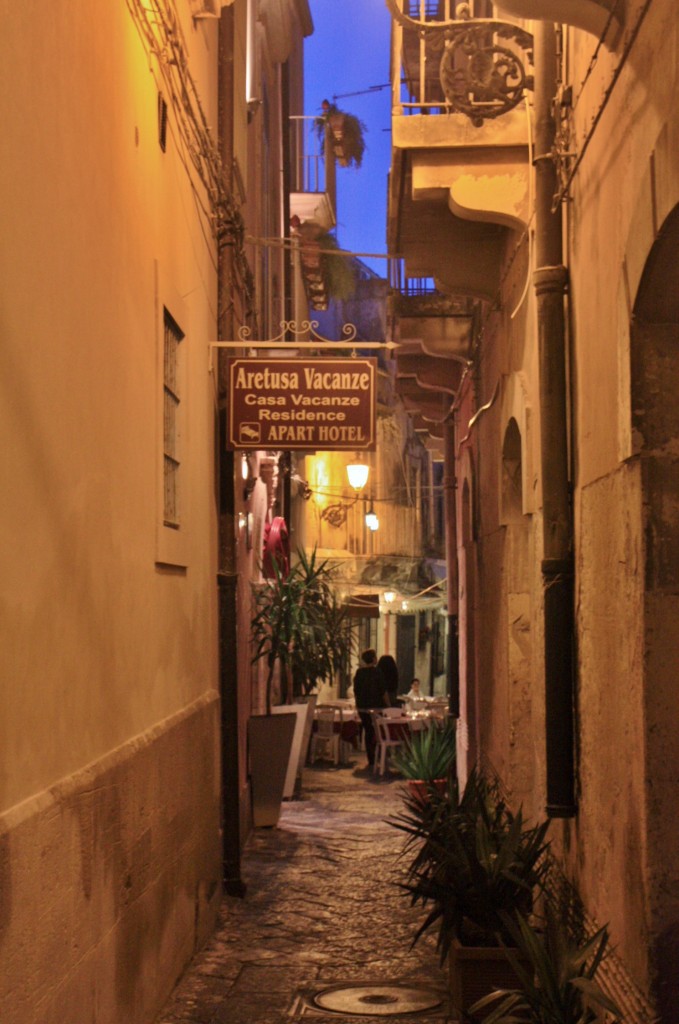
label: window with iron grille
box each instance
[163,310,184,528]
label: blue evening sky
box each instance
[304,0,393,277]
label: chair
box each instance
[309,707,340,765]
[372,713,408,776]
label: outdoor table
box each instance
[382,713,429,741]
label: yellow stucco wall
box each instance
[0,3,223,1020]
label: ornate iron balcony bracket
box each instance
[387,3,534,126]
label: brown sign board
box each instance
[226,356,377,451]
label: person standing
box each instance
[353,648,387,769]
[377,653,399,707]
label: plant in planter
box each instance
[251,545,347,714]
[390,767,550,1018]
[249,546,348,825]
[315,100,367,168]
[470,906,622,1024]
[392,719,457,801]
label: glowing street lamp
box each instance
[346,456,369,493]
[365,503,379,532]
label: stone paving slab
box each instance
[154,761,453,1024]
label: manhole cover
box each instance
[312,984,442,1016]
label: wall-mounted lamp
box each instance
[365,503,379,532]
[241,452,257,501]
[346,456,370,492]
[384,590,396,605]
[320,455,371,528]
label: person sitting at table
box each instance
[404,678,422,701]
[353,648,387,770]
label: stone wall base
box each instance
[0,692,222,1024]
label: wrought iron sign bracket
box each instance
[208,319,397,373]
[386,1,534,127]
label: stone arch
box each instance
[499,371,534,520]
[629,200,679,1022]
[502,418,523,522]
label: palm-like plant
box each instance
[251,546,349,714]
[391,768,550,963]
[470,908,622,1024]
[392,719,457,782]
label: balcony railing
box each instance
[389,258,438,297]
[289,116,322,193]
[389,0,533,125]
[289,116,336,207]
[389,259,477,322]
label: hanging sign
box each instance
[226,356,377,451]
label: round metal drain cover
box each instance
[313,983,442,1016]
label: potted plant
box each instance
[390,767,550,1019]
[470,906,622,1024]
[315,100,367,169]
[392,719,457,802]
[248,547,347,824]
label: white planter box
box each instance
[273,697,317,798]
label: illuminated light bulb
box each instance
[365,503,379,531]
[346,457,369,492]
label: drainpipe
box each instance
[533,21,576,817]
[218,8,246,894]
[443,418,460,718]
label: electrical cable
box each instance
[553,0,655,209]
[125,0,255,306]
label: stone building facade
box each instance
[0,2,310,1022]
[387,0,679,1020]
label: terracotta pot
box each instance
[449,938,527,1021]
[406,778,448,804]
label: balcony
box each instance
[389,260,472,454]
[390,259,475,355]
[497,0,620,37]
[288,115,340,310]
[387,1,534,300]
[289,115,336,232]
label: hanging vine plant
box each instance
[316,230,357,301]
[315,100,367,169]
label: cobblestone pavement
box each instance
[155,759,452,1024]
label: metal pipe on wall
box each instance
[217,6,246,894]
[443,418,460,718]
[533,20,576,818]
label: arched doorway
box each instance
[631,201,679,1021]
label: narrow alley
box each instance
[154,764,450,1024]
